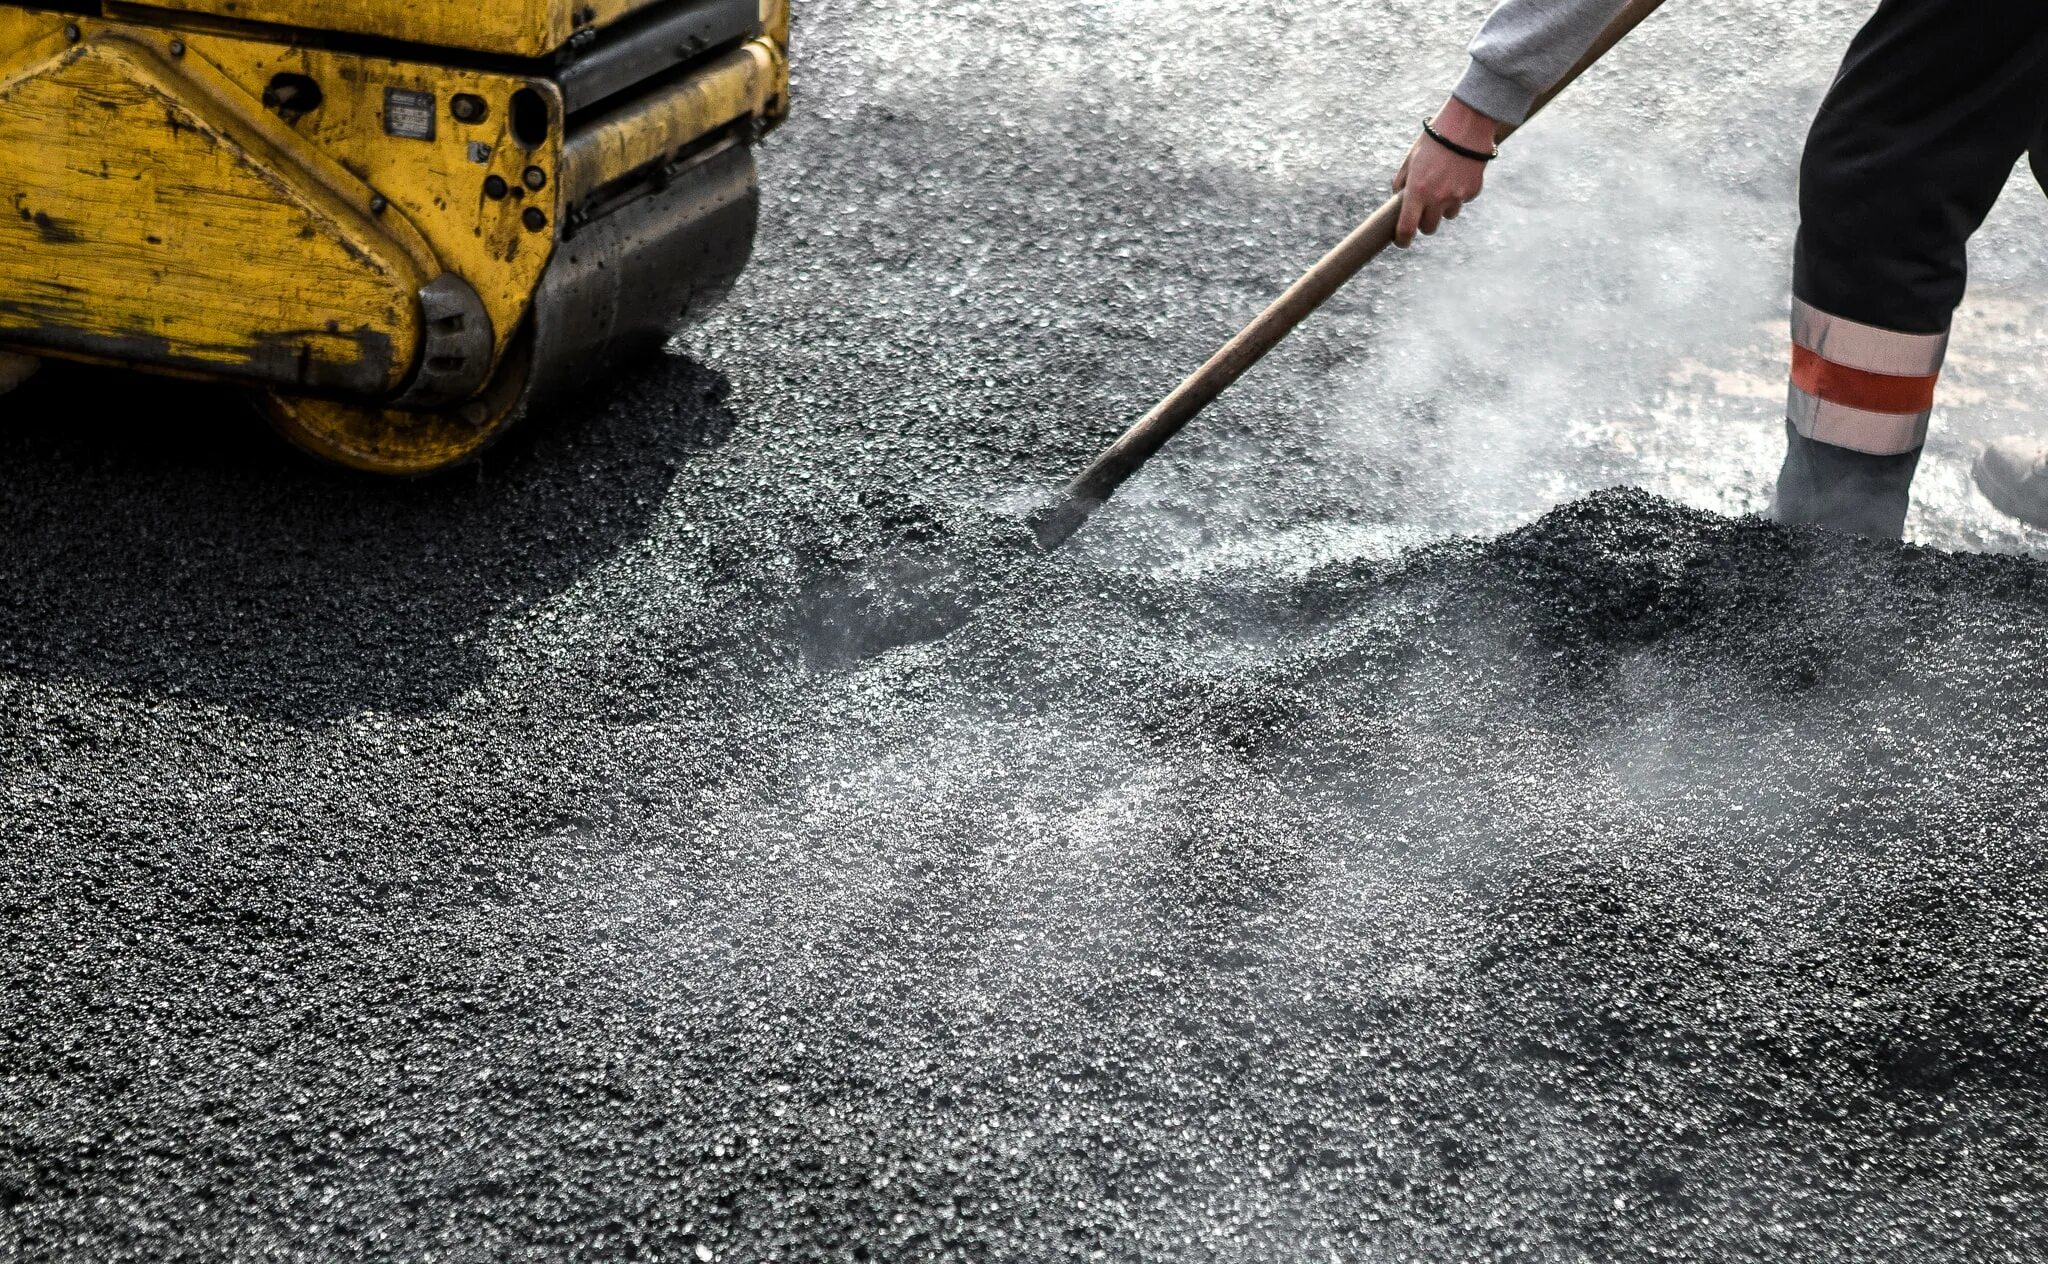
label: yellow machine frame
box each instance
[0,0,789,471]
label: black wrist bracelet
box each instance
[1421,118,1498,163]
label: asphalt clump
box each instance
[6,1,2047,1255]
[5,470,2046,1262]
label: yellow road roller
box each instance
[0,0,789,472]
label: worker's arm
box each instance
[1394,0,1634,247]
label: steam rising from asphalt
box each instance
[666,17,2048,1252]
[800,0,2048,566]
[10,3,2048,1257]
[656,2,2048,1058]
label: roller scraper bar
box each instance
[1031,0,1669,551]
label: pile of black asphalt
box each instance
[4,380,2045,1261]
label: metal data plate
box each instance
[382,88,436,140]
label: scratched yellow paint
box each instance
[267,34,787,474]
[0,27,428,392]
[0,2,792,473]
[178,31,569,372]
[143,0,669,58]
[761,0,790,48]
[263,335,539,473]
[558,40,782,201]
[0,9,63,61]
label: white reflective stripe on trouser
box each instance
[1787,386,1931,456]
[1788,299,1949,456]
[1791,299,1949,376]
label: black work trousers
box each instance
[1773,0,2048,537]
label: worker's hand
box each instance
[1391,97,1500,248]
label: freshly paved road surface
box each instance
[5,2,2048,1260]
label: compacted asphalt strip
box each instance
[5,2,2047,1260]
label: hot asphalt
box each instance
[5,1,2048,1260]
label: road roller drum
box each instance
[0,0,789,473]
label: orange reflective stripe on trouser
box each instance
[1786,299,1948,456]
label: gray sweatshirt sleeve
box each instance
[1452,0,1633,126]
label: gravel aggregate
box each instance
[5,2,2048,1260]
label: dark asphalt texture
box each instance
[7,3,2048,1261]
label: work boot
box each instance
[1768,419,1920,540]
[0,350,36,396]
[1972,436,2048,530]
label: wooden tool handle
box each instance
[1033,0,1668,550]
